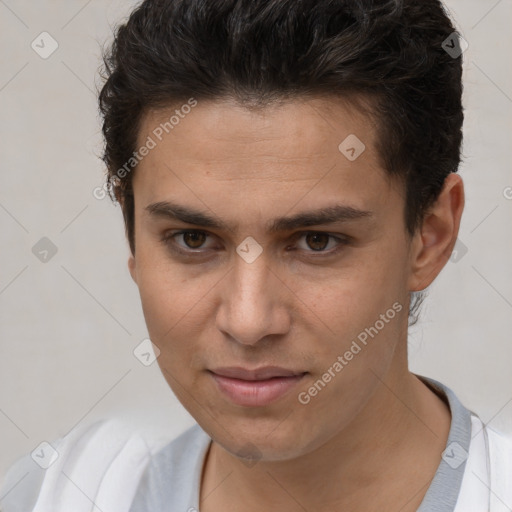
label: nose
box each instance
[215,250,291,346]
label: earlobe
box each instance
[408,173,465,292]
[128,254,137,284]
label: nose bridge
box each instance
[233,251,271,305]
[217,248,288,345]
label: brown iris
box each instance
[183,231,207,249]
[305,233,329,251]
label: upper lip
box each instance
[210,366,306,381]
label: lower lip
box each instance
[209,372,307,407]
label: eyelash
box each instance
[161,230,349,258]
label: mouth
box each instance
[208,367,308,407]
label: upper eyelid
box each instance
[167,229,344,240]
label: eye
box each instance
[162,230,214,253]
[292,232,349,255]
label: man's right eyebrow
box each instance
[144,201,373,233]
[145,202,231,231]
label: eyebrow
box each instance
[144,201,373,233]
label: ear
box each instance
[128,254,138,284]
[408,173,465,291]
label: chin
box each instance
[208,417,326,463]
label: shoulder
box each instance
[0,418,155,512]
[467,413,512,472]
[145,421,210,479]
[485,423,512,469]
[486,424,512,449]
[486,425,512,511]
[129,423,211,512]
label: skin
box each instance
[127,96,464,511]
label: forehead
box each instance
[138,96,379,167]
[133,96,397,232]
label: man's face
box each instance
[129,97,414,461]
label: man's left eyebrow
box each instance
[268,204,373,233]
[144,201,373,233]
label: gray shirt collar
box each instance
[415,374,473,511]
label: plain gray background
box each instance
[1,0,511,484]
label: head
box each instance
[98,0,464,460]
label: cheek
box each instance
[137,272,200,393]
[137,268,179,337]
[300,279,403,378]
[135,259,219,370]
[300,251,405,334]
[135,246,201,330]
[292,245,408,390]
